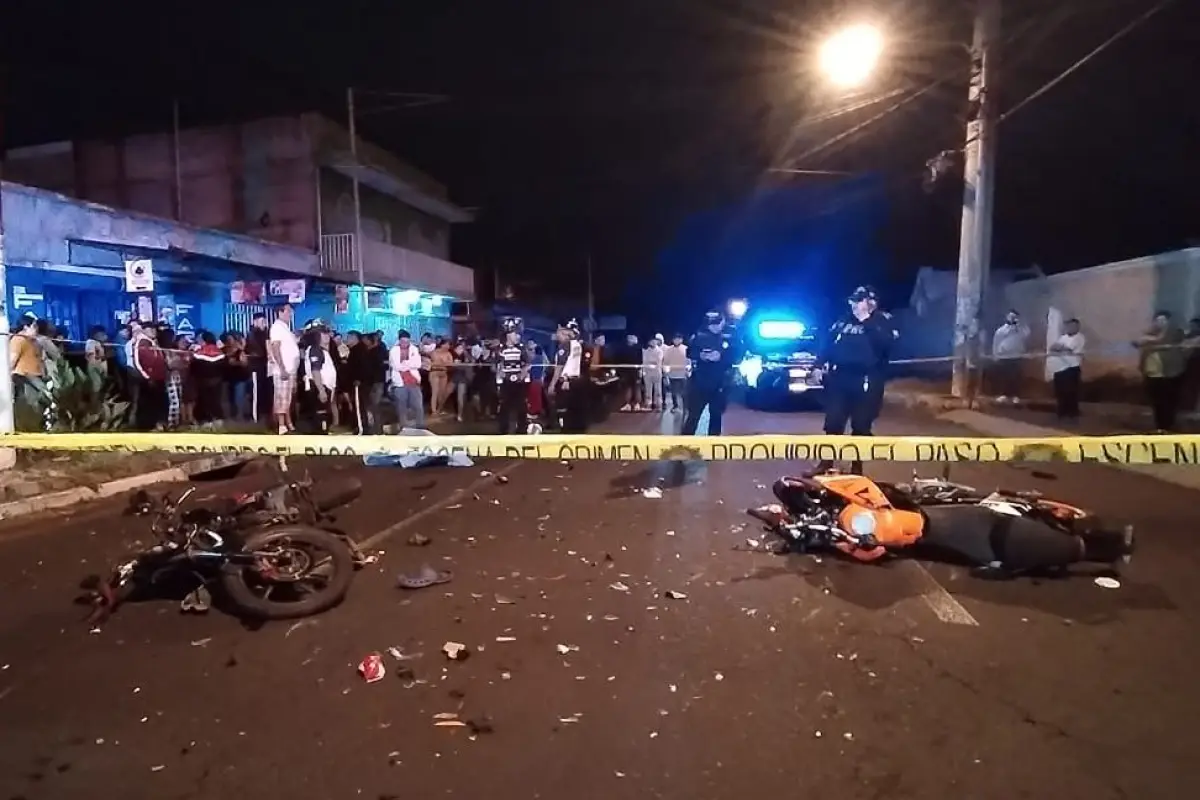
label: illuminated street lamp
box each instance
[817,23,884,89]
[728,298,749,320]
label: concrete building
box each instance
[893,250,1200,384]
[891,265,1042,369]
[1,181,319,340]
[5,113,475,339]
[1004,248,1200,379]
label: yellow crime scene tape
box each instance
[3,432,1200,464]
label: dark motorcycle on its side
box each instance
[747,468,1135,579]
[82,476,366,623]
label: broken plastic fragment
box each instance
[442,642,470,661]
[641,487,663,499]
[556,643,580,655]
[357,653,386,683]
[663,590,688,600]
[609,581,630,593]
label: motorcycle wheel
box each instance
[219,525,354,620]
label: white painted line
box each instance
[905,561,979,626]
[358,460,526,550]
[358,412,670,549]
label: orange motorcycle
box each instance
[747,470,1134,578]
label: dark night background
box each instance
[5,0,1198,330]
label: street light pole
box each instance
[347,87,368,316]
[0,151,14,471]
[951,0,1001,399]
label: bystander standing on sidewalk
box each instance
[1046,317,1086,420]
[1135,311,1185,432]
[991,310,1030,403]
[390,330,425,429]
[268,304,299,434]
[641,334,665,411]
[246,313,272,426]
[1178,318,1200,414]
[662,333,689,412]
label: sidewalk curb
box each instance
[937,409,1200,493]
[0,454,252,522]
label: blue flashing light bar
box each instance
[757,320,807,339]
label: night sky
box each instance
[6,0,1198,323]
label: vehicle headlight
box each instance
[848,511,877,537]
[737,355,764,386]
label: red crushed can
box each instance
[358,652,386,683]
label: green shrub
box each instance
[17,357,130,432]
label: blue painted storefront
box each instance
[7,242,310,341]
[3,182,453,344]
[7,262,453,344]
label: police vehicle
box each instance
[732,316,824,407]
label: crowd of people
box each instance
[6,305,674,436]
[14,292,1200,440]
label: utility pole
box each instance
[585,254,595,341]
[0,105,14,469]
[347,87,367,316]
[172,98,184,221]
[951,0,1001,399]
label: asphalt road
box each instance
[1,406,1198,800]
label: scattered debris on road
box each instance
[357,652,386,683]
[407,533,432,547]
[442,642,470,661]
[398,565,454,589]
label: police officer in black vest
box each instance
[812,286,899,473]
[495,317,531,435]
[682,309,735,436]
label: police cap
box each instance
[849,285,878,303]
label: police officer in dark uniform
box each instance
[549,319,587,433]
[813,286,899,473]
[495,317,531,435]
[682,309,735,436]
[296,319,333,434]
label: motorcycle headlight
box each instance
[737,355,764,386]
[848,511,877,537]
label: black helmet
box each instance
[304,318,330,332]
[849,285,878,303]
[704,308,725,326]
[560,318,580,335]
[501,317,522,334]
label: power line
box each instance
[997,0,1176,128]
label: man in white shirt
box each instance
[641,335,665,411]
[389,330,425,429]
[991,309,1031,403]
[268,304,300,434]
[1046,317,1085,420]
[661,333,689,412]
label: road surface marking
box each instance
[359,460,527,550]
[359,415,666,550]
[905,562,979,626]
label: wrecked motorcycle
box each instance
[84,476,366,622]
[747,469,1134,578]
